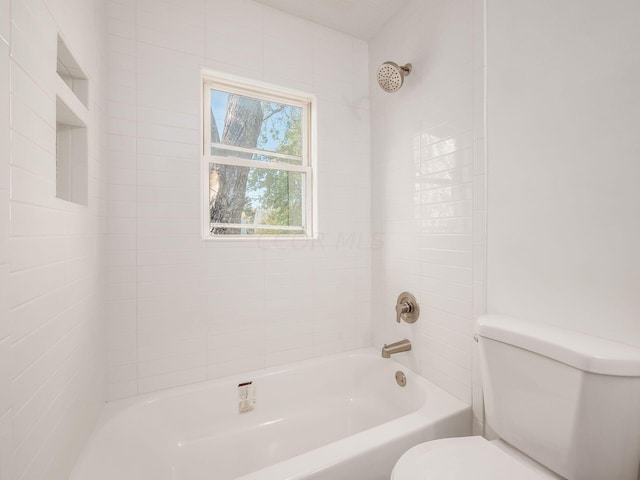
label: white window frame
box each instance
[201,71,316,240]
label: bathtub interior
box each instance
[71,351,435,480]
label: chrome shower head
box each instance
[377,61,412,93]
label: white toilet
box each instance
[392,315,640,480]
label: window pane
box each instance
[209,163,305,236]
[210,89,303,160]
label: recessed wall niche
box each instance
[56,35,89,205]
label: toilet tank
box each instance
[477,315,640,480]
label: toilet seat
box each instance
[391,436,561,480]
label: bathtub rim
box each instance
[96,347,452,421]
[73,347,471,480]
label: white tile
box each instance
[107,34,136,56]
[138,334,206,363]
[107,84,136,104]
[106,363,136,386]
[205,0,264,67]
[9,4,56,90]
[137,0,205,28]
[0,192,7,265]
[263,34,313,86]
[10,95,55,154]
[139,351,207,378]
[107,66,136,90]
[108,346,137,368]
[137,138,199,159]
[0,410,13,479]
[107,100,137,121]
[9,165,55,206]
[108,380,138,401]
[0,338,10,415]
[136,106,198,130]
[137,59,200,100]
[137,217,200,235]
[137,124,198,144]
[0,0,9,44]
[11,63,53,126]
[138,366,207,394]
[265,345,315,368]
[9,262,66,308]
[137,22,205,57]
[207,355,264,380]
[107,17,135,39]
[0,41,9,191]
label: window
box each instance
[202,73,314,238]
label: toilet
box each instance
[392,315,640,480]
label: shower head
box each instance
[377,61,412,93]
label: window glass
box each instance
[210,90,303,160]
[209,163,305,235]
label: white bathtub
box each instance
[71,348,470,480]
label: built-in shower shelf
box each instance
[57,35,88,107]
[55,34,89,206]
[56,74,88,127]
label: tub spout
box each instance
[381,339,411,358]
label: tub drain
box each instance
[395,370,407,387]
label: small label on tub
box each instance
[238,381,255,414]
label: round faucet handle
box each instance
[395,292,420,324]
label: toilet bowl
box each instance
[391,315,640,480]
[391,436,561,480]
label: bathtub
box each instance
[70,348,470,480]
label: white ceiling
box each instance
[254,0,409,40]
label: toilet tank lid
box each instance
[476,315,640,376]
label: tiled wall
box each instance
[0,0,107,478]
[369,0,486,427]
[105,0,372,400]
[1,0,12,476]
[486,0,640,344]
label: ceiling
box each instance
[254,0,409,40]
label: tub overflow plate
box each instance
[395,370,407,387]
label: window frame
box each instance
[201,71,316,240]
